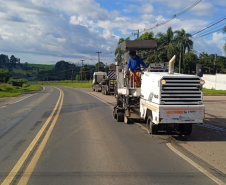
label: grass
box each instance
[28,64,54,70]
[0,83,42,97]
[44,82,92,88]
[203,88,226,95]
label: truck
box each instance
[92,72,107,92]
[113,40,205,135]
[92,66,116,95]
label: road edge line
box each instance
[166,143,226,185]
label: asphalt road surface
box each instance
[0,86,224,185]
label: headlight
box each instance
[200,80,205,85]
[161,79,166,85]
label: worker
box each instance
[127,51,147,87]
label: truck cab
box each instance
[92,72,107,92]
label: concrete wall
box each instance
[202,74,226,90]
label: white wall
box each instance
[202,74,226,90]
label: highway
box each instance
[0,86,225,185]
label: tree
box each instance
[183,52,198,74]
[0,70,11,83]
[174,29,193,73]
[223,26,226,54]
[95,61,105,72]
[199,52,214,74]
[156,27,177,60]
[75,74,80,81]
[139,32,154,40]
[115,37,130,64]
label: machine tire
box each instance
[116,112,124,122]
[179,124,192,136]
[147,116,158,134]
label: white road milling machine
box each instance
[113,40,205,135]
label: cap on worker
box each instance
[129,51,136,56]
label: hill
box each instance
[28,64,54,70]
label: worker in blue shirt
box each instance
[127,51,147,87]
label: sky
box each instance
[0,0,226,65]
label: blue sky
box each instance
[0,0,225,65]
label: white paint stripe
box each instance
[166,143,226,185]
[0,106,6,108]
[135,123,148,132]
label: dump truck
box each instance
[113,40,205,135]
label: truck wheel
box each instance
[92,87,95,91]
[179,124,192,136]
[147,116,158,134]
[116,112,124,122]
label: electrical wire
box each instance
[139,0,202,34]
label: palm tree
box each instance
[174,29,193,73]
[223,26,226,54]
[156,27,176,60]
[115,37,130,64]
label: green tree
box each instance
[139,32,154,40]
[174,29,193,73]
[199,52,214,74]
[0,70,11,83]
[115,37,130,64]
[95,61,105,72]
[156,27,177,61]
[183,52,198,74]
[223,26,226,54]
[75,74,80,81]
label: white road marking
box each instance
[166,143,226,185]
[0,106,6,108]
[78,89,226,185]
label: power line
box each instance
[139,0,202,35]
[191,17,226,36]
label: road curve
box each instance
[0,87,222,185]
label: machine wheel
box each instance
[147,116,158,134]
[116,112,124,122]
[124,115,132,124]
[178,124,192,136]
[92,87,95,91]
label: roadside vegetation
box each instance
[203,88,226,95]
[0,83,42,97]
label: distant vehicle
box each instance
[92,65,116,95]
[113,40,205,135]
[92,72,107,92]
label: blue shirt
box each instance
[127,56,147,72]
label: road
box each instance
[0,86,225,185]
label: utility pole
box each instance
[96,51,102,71]
[132,30,140,39]
[80,60,85,81]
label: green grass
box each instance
[0,83,42,97]
[44,82,92,88]
[28,64,54,70]
[203,88,226,95]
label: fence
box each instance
[202,74,226,90]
